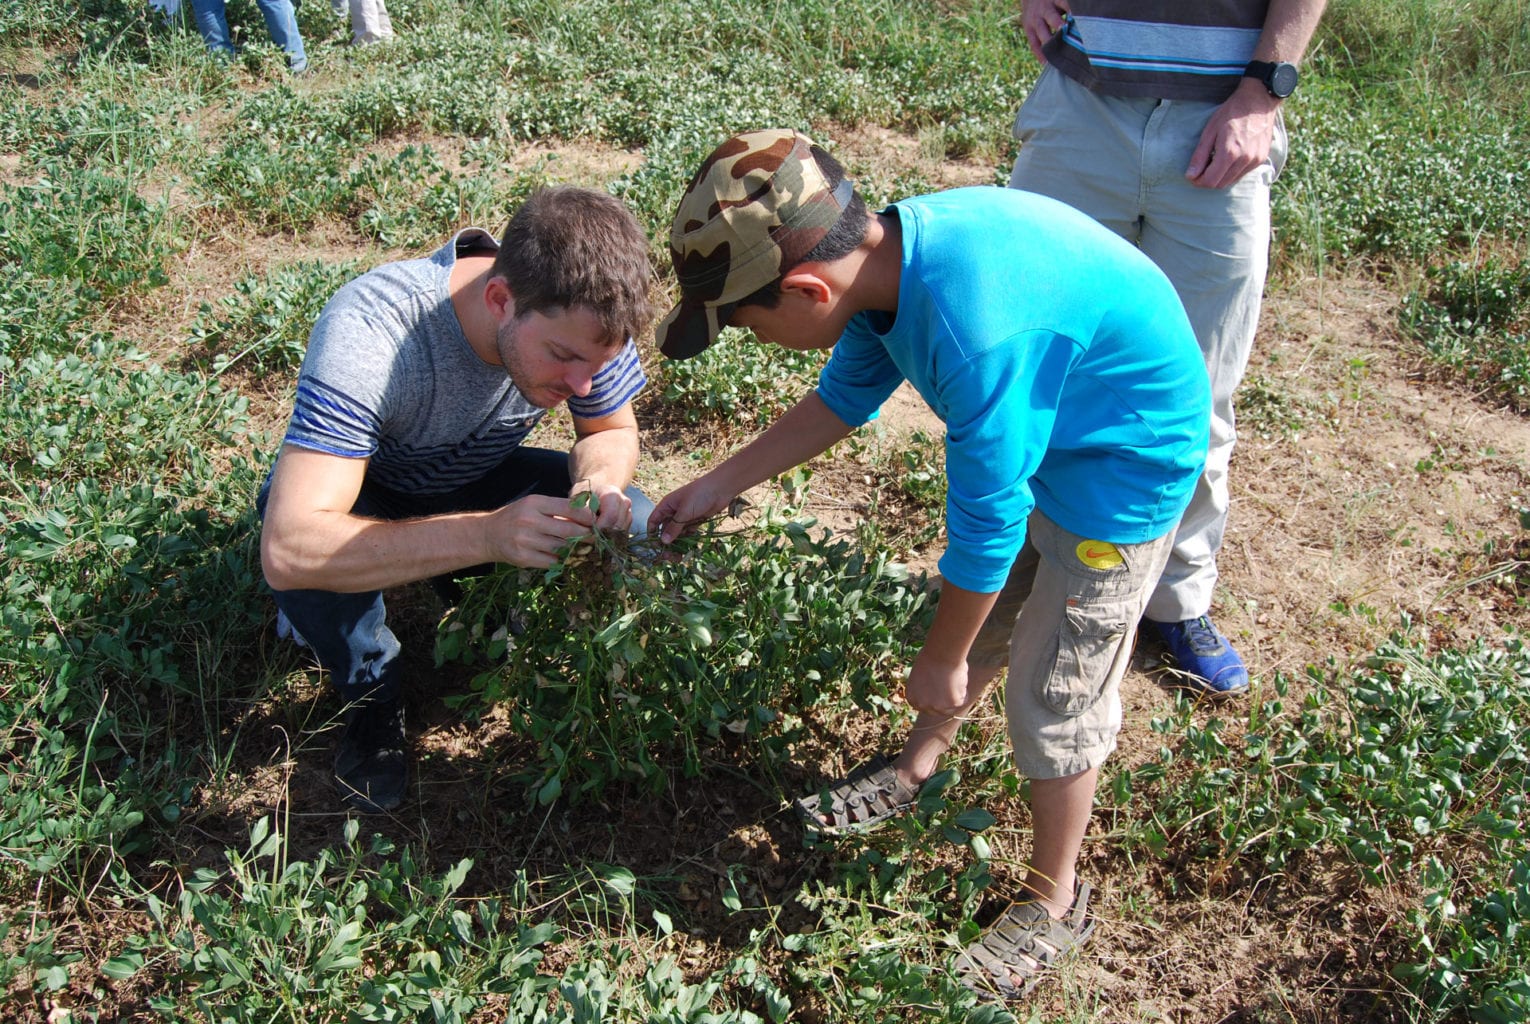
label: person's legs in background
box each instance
[347,0,394,46]
[1131,100,1287,696]
[188,0,308,70]
[1010,71,1275,696]
[188,0,236,57]
[252,0,308,71]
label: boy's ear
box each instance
[779,266,833,305]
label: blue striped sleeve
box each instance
[282,377,381,458]
[569,340,646,420]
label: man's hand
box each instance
[1185,81,1280,189]
[571,479,633,532]
[1022,0,1070,63]
[905,649,970,719]
[649,476,736,545]
[486,493,598,569]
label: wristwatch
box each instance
[1244,60,1299,99]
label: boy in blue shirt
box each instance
[650,129,1210,999]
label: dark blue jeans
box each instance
[258,447,654,704]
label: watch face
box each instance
[1269,62,1299,98]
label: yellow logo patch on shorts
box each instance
[1075,540,1123,569]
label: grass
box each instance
[0,0,1527,1021]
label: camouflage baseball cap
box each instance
[657,129,855,360]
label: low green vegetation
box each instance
[1130,634,1529,1018]
[0,0,1525,1021]
[438,515,933,804]
[188,259,360,375]
[658,328,823,427]
[1400,257,1530,410]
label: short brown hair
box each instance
[493,186,654,344]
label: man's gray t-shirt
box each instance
[281,228,646,495]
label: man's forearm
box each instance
[1256,0,1327,64]
[262,507,499,594]
[568,423,639,495]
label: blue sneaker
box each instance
[1146,616,1250,697]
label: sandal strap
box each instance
[956,882,1096,1001]
[795,754,918,831]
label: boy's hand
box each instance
[905,655,969,718]
[650,477,735,544]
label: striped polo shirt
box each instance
[1044,2,1269,103]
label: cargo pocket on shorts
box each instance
[1041,597,1132,717]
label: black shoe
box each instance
[334,696,407,813]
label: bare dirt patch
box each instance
[832,122,1002,190]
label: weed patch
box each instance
[1131,632,1530,1020]
[1401,255,1530,410]
[189,258,361,375]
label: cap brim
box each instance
[657,299,736,360]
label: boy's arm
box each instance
[260,445,597,593]
[905,582,1001,716]
[651,392,854,543]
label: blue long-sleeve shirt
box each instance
[815,187,1210,593]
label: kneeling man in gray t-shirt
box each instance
[258,186,654,813]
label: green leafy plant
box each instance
[1,339,263,901]
[895,428,946,512]
[188,259,360,375]
[438,513,933,804]
[1275,95,1530,267]
[1401,256,1530,409]
[126,816,562,1022]
[658,329,822,429]
[352,144,506,249]
[1130,632,1530,1019]
[0,159,179,299]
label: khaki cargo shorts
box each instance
[968,509,1176,780]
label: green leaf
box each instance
[444,858,473,892]
[598,865,636,897]
[953,807,997,832]
[537,775,562,806]
[102,951,144,980]
[721,874,742,912]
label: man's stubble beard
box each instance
[496,317,563,409]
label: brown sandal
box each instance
[793,754,918,833]
[956,881,1096,1000]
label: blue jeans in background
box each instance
[191,0,308,71]
[259,447,654,705]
